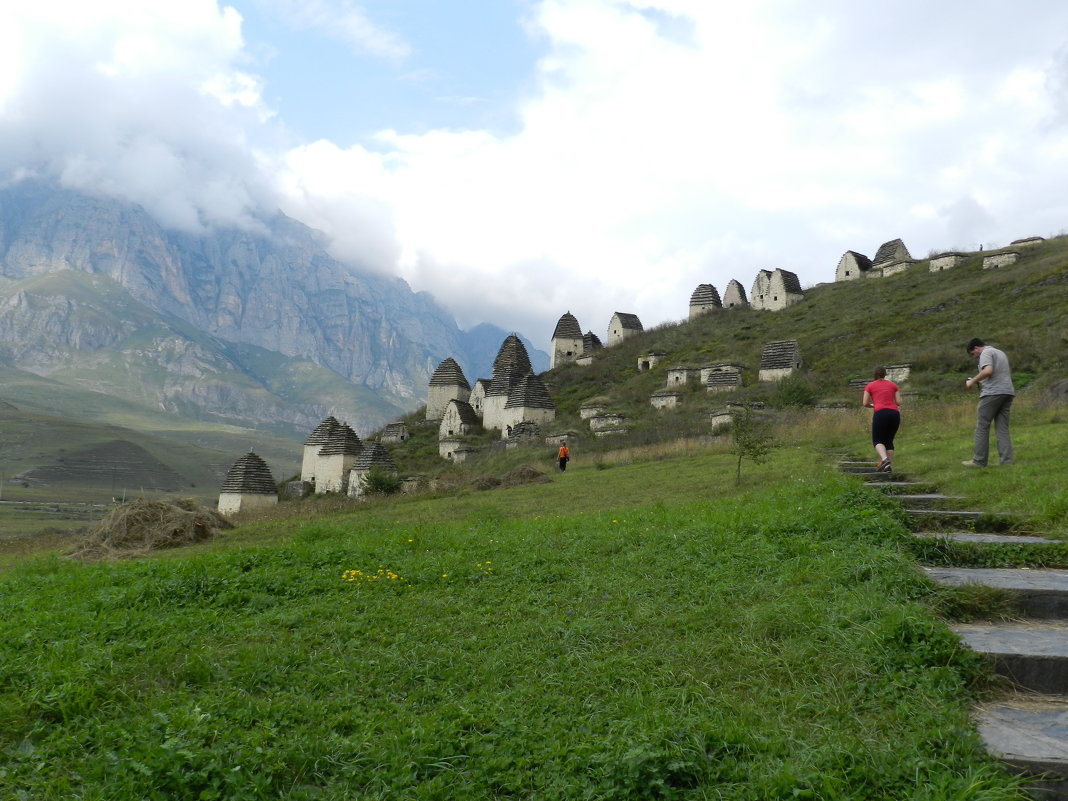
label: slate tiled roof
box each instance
[611,312,643,331]
[552,312,582,340]
[504,373,555,410]
[759,340,802,370]
[380,422,408,441]
[447,399,481,426]
[317,423,362,456]
[492,334,533,374]
[220,451,276,495]
[776,269,803,294]
[582,331,603,353]
[872,238,911,266]
[487,335,533,396]
[304,416,339,445]
[429,357,471,389]
[487,363,524,397]
[706,371,742,388]
[353,443,397,472]
[689,284,722,307]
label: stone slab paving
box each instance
[977,695,1068,789]
[865,481,927,491]
[914,532,1059,545]
[952,623,1068,694]
[895,493,960,502]
[925,567,1068,620]
[925,567,1068,591]
[952,622,1068,656]
[905,508,983,520]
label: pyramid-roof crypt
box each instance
[550,312,584,369]
[304,416,339,446]
[317,423,362,456]
[492,334,532,376]
[353,442,397,472]
[487,335,533,397]
[220,451,276,495]
[689,284,722,306]
[551,312,582,340]
[429,357,470,389]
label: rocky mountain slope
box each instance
[0,181,546,437]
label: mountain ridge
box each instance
[0,180,548,439]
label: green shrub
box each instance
[360,468,402,495]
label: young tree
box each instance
[729,405,774,485]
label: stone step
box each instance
[905,508,983,523]
[894,493,965,507]
[925,567,1068,619]
[865,481,928,492]
[859,471,911,482]
[914,532,1060,545]
[977,694,1068,795]
[952,622,1068,693]
[838,463,885,474]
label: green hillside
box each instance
[1,240,1066,798]
[7,402,1068,798]
[544,239,1066,423]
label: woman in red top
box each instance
[862,367,901,472]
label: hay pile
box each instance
[468,464,550,491]
[68,498,233,561]
[498,464,551,488]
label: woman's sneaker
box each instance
[877,458,892,472]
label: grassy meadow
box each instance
[6,396,1068,799]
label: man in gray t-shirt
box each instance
[962,338,1015,467]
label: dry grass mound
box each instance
[498,464,551,488]
[68,498,233,561]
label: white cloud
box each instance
[8,0,1068,344]
[254,0,411,62]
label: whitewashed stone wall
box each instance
[439,402,476,439]
[650,392,681,410]
[590,413,626,432]
[498,405,555,439]
[929,253,966,272]
[469,381,487,418]
[439,438,462,460]
[835,252,867,281]
[638,353,664,371]
[580,403,608,420]
[666,367,696,385]
[551,335,584,369]
[758,366,796,382]
[983,251,1019,269]
[218,492,277,515]
[427,383,470,421]
[316,453,356,494]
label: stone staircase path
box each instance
[842,458,1068,797]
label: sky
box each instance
[5,1,1068,347]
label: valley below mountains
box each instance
[0,181,544,442]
